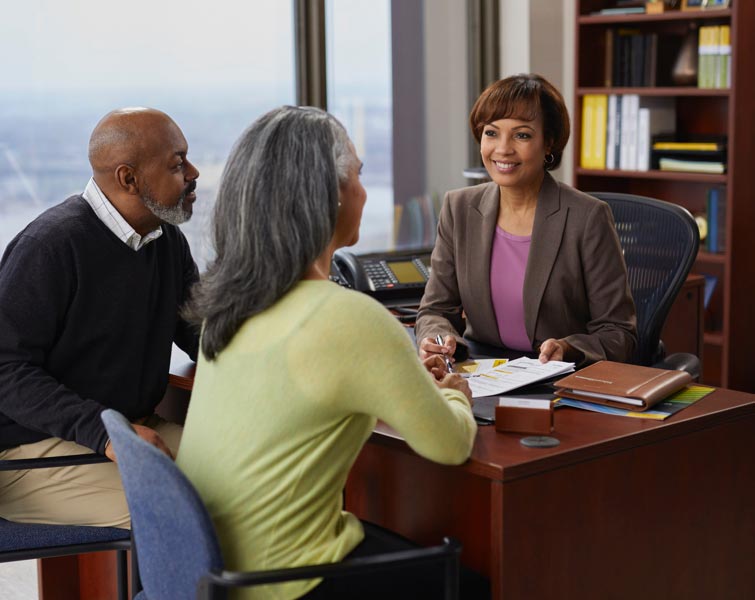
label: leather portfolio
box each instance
[554,361,693,411]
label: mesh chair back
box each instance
[101,410,224,600]
[591,192,700,366]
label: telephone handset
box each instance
[330,249,432,303]
[330,250,370,291]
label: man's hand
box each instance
[104,424,174,463]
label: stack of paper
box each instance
[462,357,574,399]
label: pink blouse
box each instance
[489,226,532,351]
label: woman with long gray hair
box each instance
[177,106,485,599]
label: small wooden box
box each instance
[495,398,554,435]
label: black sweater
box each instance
[0,196,199,454]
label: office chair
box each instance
[591,192,701,377]
[0,453,130,600]
[101,409,462,600]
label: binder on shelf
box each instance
[604,29,614,87]
[580,95,595,168]
[554,361,693,412]
[580,95,607,169]
[594,94,608,170]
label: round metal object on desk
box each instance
[520,435,560,448]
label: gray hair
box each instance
[184,106,357,360]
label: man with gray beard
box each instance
[0,108,199,527]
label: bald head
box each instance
[88,107,180,176]
[85,107,198,235]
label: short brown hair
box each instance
[469,73,570,171]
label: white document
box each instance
[466,356,575,399]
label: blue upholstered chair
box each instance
[101,409,462,600]
[0,453,130,600]
[592,192,701,377]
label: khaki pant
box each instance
[0,415,182,529]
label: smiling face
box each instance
[480,112,549,194]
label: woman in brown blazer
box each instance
[415,74,637,367]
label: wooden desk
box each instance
[345,389,755,599]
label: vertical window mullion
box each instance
[294,0,328,109]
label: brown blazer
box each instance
[415,172,637,365]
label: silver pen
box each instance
[435,334,454,373]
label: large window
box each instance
[2,1,472,266]
[0,0,295,269]
[326,0,393,252]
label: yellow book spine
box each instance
[652,142,721,151]
[580,95,596,168]
[593,95,608,170]
[718,25,731,89]
[698,26,715,89]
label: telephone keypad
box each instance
[363,259,425,291]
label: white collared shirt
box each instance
[82,178,162,251]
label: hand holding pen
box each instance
[418,334,457,365]
[419,335,472,403]
[435,335,455,373]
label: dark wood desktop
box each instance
[345,388,755,599]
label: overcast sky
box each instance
[0,0,390,93]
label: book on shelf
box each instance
[598,95,676,172]
[554,361,692,412]
[636,97,676,171]
[606,95,619,169]
[653,141,723,152]
[659,158,725,174]
[580,94,607,169]
[706,187,726,253]
[698,25,719,89]
[702,275,718,309]
[619,93,638,170]
[594,6,645,15]
[718,25,731,89]
[607,29,660,87]
[698,25,730,89]
[651,134,727,171]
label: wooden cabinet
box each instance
[573,1,755,390]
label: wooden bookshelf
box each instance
[573,1,755,391]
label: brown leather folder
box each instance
[554,361,693,411]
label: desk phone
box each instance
[330,249,432,303]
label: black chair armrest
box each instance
[653,352,701,380]
[0,453,110,472]
[198,537,461,595]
